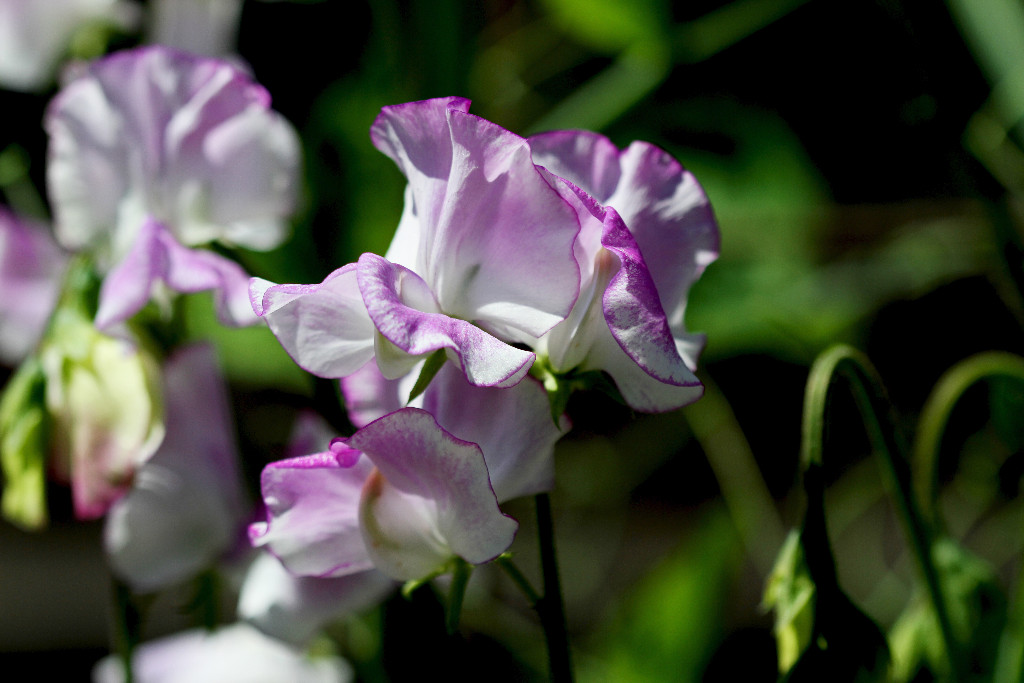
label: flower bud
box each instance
[40,307,164,520]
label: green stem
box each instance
[683,372,784,576]
[497,554,541,606]
[445,559,471,635]
[535,493,574,683]
[910,351,1024,682]
[912,351,1024,525]
[111,578,141,683]
[803,345,964,681]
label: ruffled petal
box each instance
[342,362,563,502]
[251,450,376,578]
[357,253,535,388]
[95,217,256,330]
[419,363,564,503]
[597,207,699,387]
[530,132,719,334]
[45,46,299,267]
[371,97,580,337]
[347,408,517,580]
[339,361,409,429]
[238,553,394,647]
[250,265,377,379]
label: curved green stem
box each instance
[912,351,1024,525]
[910,351,1024,683]
[803,344,964,681]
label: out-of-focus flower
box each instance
[252,362,563,582]
[238,552,394,646]
[92,622,353,683]
[147,0,243,58]
[104,344,248,591]
[0,208,67,365]
[251,96,580,390]
[46,46,301,330]
[40,298,164,520]
[525,131,719,412]
[0,0,141,92]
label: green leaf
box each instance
[538,0,668,53]
[890,538,1006,682]
[763,531,816,673]
[0,356,50,530]
[406,349,448,405]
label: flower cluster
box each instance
[250,96,719,585]
[0,31,717,678]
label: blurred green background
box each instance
[4,0,1024,680]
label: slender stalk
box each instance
[497,554,541,605]
[803,345,964,681]
[445,559,471,635]
[111,578,140,683]
[683,372,784,575]
[909,351,1024,682]
[912,351,1024,524]
[535,493,574,683]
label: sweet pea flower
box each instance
[104,344,248,592]
[239,413,395,645]
[0,0,140,92]
[0,208,67,364]
[45,46,301,330]
[525,131,720,412]
[252,364,564,582]
[251,408,516,582]
[251,96,580,390]
[93,622,353,683]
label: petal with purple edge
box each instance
[95,217,256,330]
[420,363,564,503]
[343,361,564,502]
[609,142,719,330]
[357,253,535,388]
[250,264,377,379]
[530,132,719,334]
[252,451,375,578]
[598,207,698,387]
[372,97,581,338]
[347,408,517,581]
[339,360,409,429]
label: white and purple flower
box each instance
[251,96,581,390]
[526,130,720,412]
[0,0,141,92]
[45,45,301,330]
[251,363,564,582]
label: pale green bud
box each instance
[40,307,164,520]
